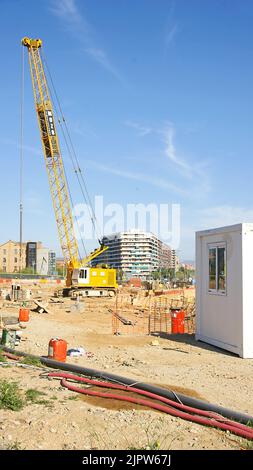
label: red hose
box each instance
[2,351,21,361]
[49,372,249,430]
[48,372,253,440]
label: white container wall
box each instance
[195,223,253,358]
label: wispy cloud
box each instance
[180,205,253,258]
[197,206,253,230]
[49,0,83,25]
[87,161,187,196]
[125,120,210,188]
[1,138,41,157]
[49,0,123,82]
[85,48,122,81]
[125,120,153,137]
[162,123,211,195]
[164,1,180,48]
[165,23,179,47]
[163,124,191,175]
[71,120,97,139]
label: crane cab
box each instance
[76,268,90,285]
[67,266,117,297]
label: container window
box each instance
[218,247,226,291]
[208,244,226,294]
[209,248,216,290]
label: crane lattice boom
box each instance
[22,37,79,268]
[22,37,117,295]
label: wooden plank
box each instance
[114,312,132,325]
[33,300,51,314]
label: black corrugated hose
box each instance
[1,345,252,426]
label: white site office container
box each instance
[196,223,253,358]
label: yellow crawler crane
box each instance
[22,37,117,296]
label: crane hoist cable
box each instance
[37,63,90,260]
[39,80,85,261]
[46,76,102,244]
[41,52,103,244]
[43,83,88,260]
[36,60,88,259]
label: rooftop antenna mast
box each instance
[19,46,25,278]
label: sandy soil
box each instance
[0,286,252,450]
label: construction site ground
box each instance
[0,284,252,451]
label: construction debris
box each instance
[49,298,64,304]
[33,300,52,314]
[150,339,160,346]
[67,347,85,357]
[67,347,94,358]
[114,313,133,325]
[0,315,19,326]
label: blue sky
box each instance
[1,0,253,260]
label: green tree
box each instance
[20,267,34,274]
[117,269,124,281]
[151,271,160,280]
[56,266,65,277]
